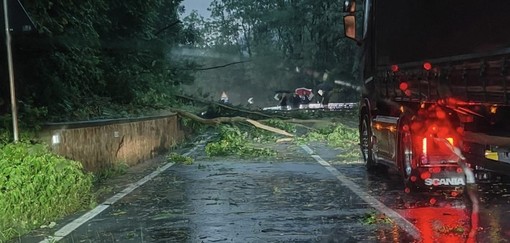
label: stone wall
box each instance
[38,114,186,172]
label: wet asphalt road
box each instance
[19,137,510,243]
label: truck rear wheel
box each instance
[360,114,377,171]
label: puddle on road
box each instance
[344,161,510,243]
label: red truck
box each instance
[343,0,510,193]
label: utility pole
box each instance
[3,0,19,142]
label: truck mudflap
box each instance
[412,166,466,193]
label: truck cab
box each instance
[343,0,510,192]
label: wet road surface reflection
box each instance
[21,141,510,243]
[331,160,510,243]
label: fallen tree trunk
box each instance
[169,97,346,137]
[169,108,294,137]
[174,94,281,119]
[246,119,294,137]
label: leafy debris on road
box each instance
[361,211,393,225]
[167,152,194,165]
[205,125,278,157]
[297,123,361,161]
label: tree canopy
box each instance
[181,0,359,106]
[1,0,196,123]
[0,0,360,128]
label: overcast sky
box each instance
[181,0,213,18]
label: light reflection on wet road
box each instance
[22,141,510,243]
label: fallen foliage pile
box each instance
[0,142,94,241]
[205,124,278,157]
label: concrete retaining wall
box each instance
[38,114,186,172]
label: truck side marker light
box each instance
[410,176,417,182]
[490,105,497,114]
[423,62,432,71]
[391,64,399,72]
[405,187,411,193]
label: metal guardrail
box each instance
[43,113,179,129]
[262,102,358,111]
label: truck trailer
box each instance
[343,0,510,192]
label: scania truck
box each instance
[343,0,510,192]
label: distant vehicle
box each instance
[343,0,510,193]
[263,89,357,111]
[263,102,357,111]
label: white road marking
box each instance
[301,145,422,240]
[40,145,201,243]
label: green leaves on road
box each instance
[361,211,393,225]
[205,124,277,158]
[204,119,360,161]
[297,123,361,162]
[167,153,194,165]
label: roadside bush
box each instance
[0,141,94,241]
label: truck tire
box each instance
[399,121,418,192]
[360,113,377,171]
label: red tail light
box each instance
[422,138,428,156]
[420,136,456,165]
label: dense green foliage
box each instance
[0,142,93,241]
[3,0,196,124]
[2,0,360,123]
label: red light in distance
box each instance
[399,82,409,91]
[391,65,399,72]
[423,62,432,71]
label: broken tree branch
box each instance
[246,119,294,137]
[169,108,294,137]
[183,60,251,71]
